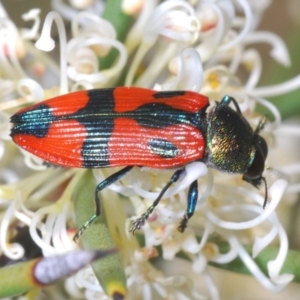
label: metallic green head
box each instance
[206,96,268,206]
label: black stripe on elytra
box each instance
[148,138,179,158]
[75,88,115,167]
[10,104,54,138]
[153,91,186,99]
[127,102,203,128]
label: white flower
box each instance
[1,1,300,299]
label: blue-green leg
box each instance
[178,180,198,232]
[74,166,133,242]
[130,168,185,233]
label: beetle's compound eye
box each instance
[244,134,268,181]
[242,134,269,208]
[244,148,265,182]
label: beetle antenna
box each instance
[255,116,267,134]
[262,176,268,209]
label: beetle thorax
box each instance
[206,102,256,174]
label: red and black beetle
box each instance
[10,87,268,241]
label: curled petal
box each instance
[35,11,68,94]
[67,37,127,84]
[17,78,44,102]
[0,201,25,260]
[267,224,293,284]
[207,179,287,230]
[21,9,41,40]
[166,48,203,91]
[211,235,239,264]
[252,222,278,258]
[144,0,199,44]
[244,31,291,67]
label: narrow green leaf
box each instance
[0,259,40,298]
[73,170,127,299]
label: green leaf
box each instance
[0,259,41,298]
[73,170,127,299]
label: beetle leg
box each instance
[178,179,198,232]
[74,166,133,242]
[130,168,185,234]
[220,95,242,114]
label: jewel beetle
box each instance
[10,87,268,241]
